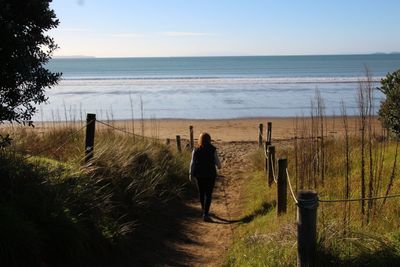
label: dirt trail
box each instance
[170,141,257,266]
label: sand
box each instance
[99,116,381,142]
[2,116,381,142]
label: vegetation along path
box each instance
[171,141,257,266]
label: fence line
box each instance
[24,123,88,159]
[286,169,298,204]
[261,122,400,208]
[270,156,278,183]
[264,143,277,186]
[21,114,189,163]
[318,193,400,203]
[263,146,268,159]
[96,119,137,136]
[95,119,160,141]
[257,122,400,267]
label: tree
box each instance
[0,0,61,125]
[378,69,400,137]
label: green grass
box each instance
[224,159,297,267]
[0,125,190,266]
[226,138,400,267]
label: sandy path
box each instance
[170,141,256,266]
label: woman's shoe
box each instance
[203,214,212,222]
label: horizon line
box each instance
[53,52,400,59]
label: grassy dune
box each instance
[0,125,190,266]
[226,132,400,266]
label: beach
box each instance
[3,115,381,143]
[133,116,381,141]
[39,116,379,142]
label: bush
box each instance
[379,69,400,137]
[0,0,61,124]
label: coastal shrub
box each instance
[0,0,61,125]
[379,69,400,137]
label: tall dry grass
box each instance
[0,118,191,266]
[227,71,400,266]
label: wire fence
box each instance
[18,117,193,162]
[283,165,400,205]
[95,119,160,141]
[318,193,400,203]
[263,138,400,208]
[24,123,88,159]
[270,156,278,184]
[286,169,298,204]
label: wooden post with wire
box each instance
[265,133,272,181]
[189,126,194,150]
[176,135,181,153]
[258,123,264,148]
[85,113,96,162]
[297,190,318,267]
[277,157,288,215]
[267,122,272,144]
[268,145,276,187]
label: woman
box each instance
[189,132,221,222]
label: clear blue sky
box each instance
[50,0,400,57]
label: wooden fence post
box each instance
[267,122,272,144]
[166,138,170,145]
[268,145,276,187]
[258,123,264,148]
[176,135,181,153]
[277,157,288,215]
[189,126,194,150]
[85,113,96,162]
[297,190,318,267]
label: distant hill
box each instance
[53,55,96,59]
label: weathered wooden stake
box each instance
[176,135,181,152]
[189,126,194,150]
[258,123,264,148]
[268,145,276,187]
[267,122,272,144]
[277,157,288,215]
[297,190,318,267]
[85,113,96,162]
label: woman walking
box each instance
[189,132,221,222]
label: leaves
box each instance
[379,69,400,137]
[0,0,61,124]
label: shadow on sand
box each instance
[205,200,275,225]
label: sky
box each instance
[50,0,400,57]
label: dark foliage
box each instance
[379,69,400,137]
[0,142,189,266]
[0,0,61,125]
[0,134,12,148]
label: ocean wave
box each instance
[59,76,383,84]
[53,87,359,96]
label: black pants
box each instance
[197,177,216,215]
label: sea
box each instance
[38,54,400,121]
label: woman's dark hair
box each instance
[198,132,211,148]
